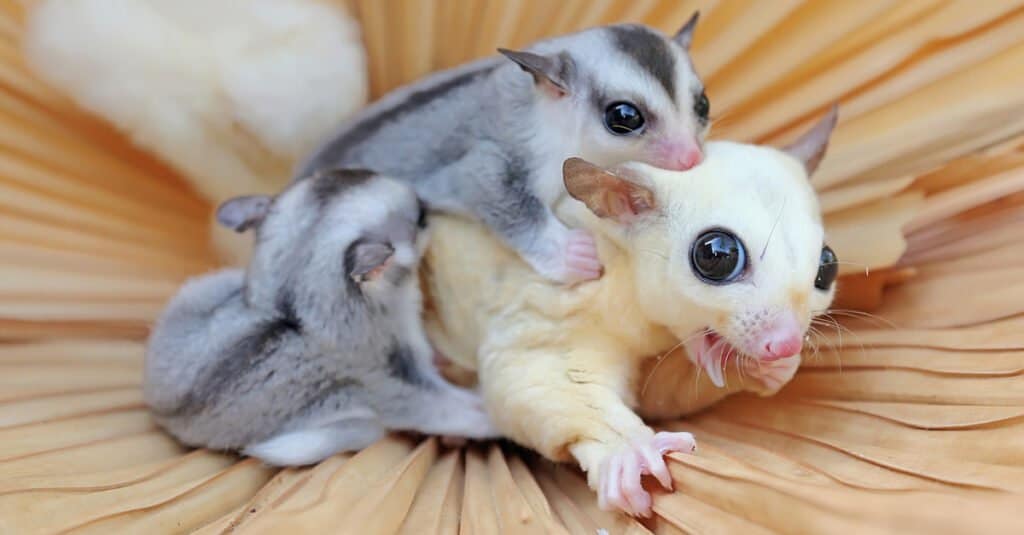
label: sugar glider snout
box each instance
[750,312,803,361]
[650,140,703,171]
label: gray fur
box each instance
[673,11,700,50]
[144,173,497,466]
[216,195,271,232]
[607,25,677,100]
[293,17,707,283]
[497,48,572,91]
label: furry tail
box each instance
[142,269,246,413]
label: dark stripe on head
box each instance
[310,168,376,207]
[387,344,433,388]
[607,25,677,100]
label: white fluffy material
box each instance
[23,0,368,261]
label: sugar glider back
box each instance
[144,170,497,466]
[296,14,709,286]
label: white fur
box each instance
[23,0,368,262]
[422,139,835,516]
[243,419,383,466]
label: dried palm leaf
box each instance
[2,1,1023,533]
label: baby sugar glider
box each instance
[421,109,840,517]
[143,170,497,466]
[296,14,709,285]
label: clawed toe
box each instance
[597,431,698,517]
[653,431,697,455]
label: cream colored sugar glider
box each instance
[422,109,840,516]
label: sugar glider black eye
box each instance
[694,91,709,122]
[815,245,838,290]
[690,229,746,284]
[604,102,645,135]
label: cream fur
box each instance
[23,0,368,263]
[423,140,834,486]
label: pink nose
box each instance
[655,143,704,171]
[757,315,803,361]
[662,147,703,171]
[763,335,802,360]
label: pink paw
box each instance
[745,354,801,396]
[597,431,697,517]
[561,229,603,283]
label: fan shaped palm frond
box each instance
[2,1,1023,533]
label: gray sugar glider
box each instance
[296,14,709,285]
[144,170,498,466]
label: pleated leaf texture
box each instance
[2,0,1024,533]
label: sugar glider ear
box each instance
[783,105,839,177]
[673,11,700,50]
[563,157,656,223]
[346,240,395,284]
[497,48,569,97]
[216,195,272,233]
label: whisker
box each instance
[808,321,836,361]
[809,333,822,363]
[723,345,735,388]
[828,316,866,366]
[826,314,843,350]
[641,328,710,397]
[734,348,748,384]
[827,308,898,329]
[640,342,685,397]
[805,325,825,362]
[824,315,845,348]
[815,313,867,372]
[709,108,740,131]
[760,197,787,261]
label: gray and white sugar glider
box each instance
[143,170,498,466]
[295,14,709,285]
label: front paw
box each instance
[596,431,697,517]
[530,228,603,284]
[744,354,801,396]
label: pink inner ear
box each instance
[538,79,566,98]
[351,256,393,284]
[607,192,630,218]
[629,191,653,214]
[365,257,392,281]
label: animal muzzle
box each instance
[652,141,703,171]
[753,313,804,361]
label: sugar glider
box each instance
[143,170,497,466]
[296,14,709,285]
[422,109,840,516]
